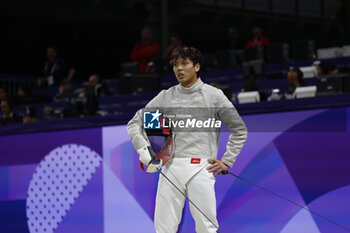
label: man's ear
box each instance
[195,63,200,73]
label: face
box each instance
[287,70,299,85]
[172,57,200,88]
[17,88,25,97]
[141,28,153,42]
[88,75,99,86]
[47,47,57,61]
[1,100,11,115]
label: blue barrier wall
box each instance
[1,106,350,233]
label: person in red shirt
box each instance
[131,27,160,73]
[163,34,183,60]
[246,26,270,48]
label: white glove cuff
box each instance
[137,145,152,165]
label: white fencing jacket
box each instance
[127,78,247,184]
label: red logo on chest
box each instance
[191,158,201,164]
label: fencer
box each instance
[127,47,247,233]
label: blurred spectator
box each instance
[81,74,110,98]
[163,35,183,60]
[17,87,27,97]
[246,26,270,48]
[37,46,76,87]
[0,99,22,125]
[241,79,259,92]
[316,61,350,76]
[322,63,339,75]
[78,94,98,117]
[23,106,37,123]
[314,61,340,76]
[210,82,232,101]
[14,86,51,105]
[0,87,8,101]
[286,68,305,95]
[70,94,98,118]
[42,105,65,120]
[313,61,322,76]
[13,87,34,105]
[131,27,160,73]
[54,80,75,101]
[240,79,267,101]
[14,86,33,105]
[62,75,101,117]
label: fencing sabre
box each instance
[220,171,350,232]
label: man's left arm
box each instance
[207,90,248,175]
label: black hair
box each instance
[292,68,305,85]
[319,62,338,75]
[170,47,202,66]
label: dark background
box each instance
[1,0,350,80]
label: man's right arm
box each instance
[127,108,163,172]
[126,90,165,150]
[127,109,150,150]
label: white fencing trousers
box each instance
[154,166,218,233]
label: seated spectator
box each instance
[14,86,51,105]
[131,26,160,73]
[37,46,76,87]
[81,74,110,97]
[54,80,75,101]
[313,61,322,76]
[210,82,233,101]
[318,61,350,75]
[0,87,8,101]
[313,61,350,76]
[0,99,22,125]
[23,106,37,123]
[246,26,270,48]
[241,79,259,92]
[13,87,34,105]
[163,35,183,60]
[240,79,267,101]
[315,61,338,76]
[286,68,306,95]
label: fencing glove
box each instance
[137,145,163,173]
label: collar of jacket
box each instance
[178,78,204,94]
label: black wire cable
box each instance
[157,168,223,233]
[222,171,350,232]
